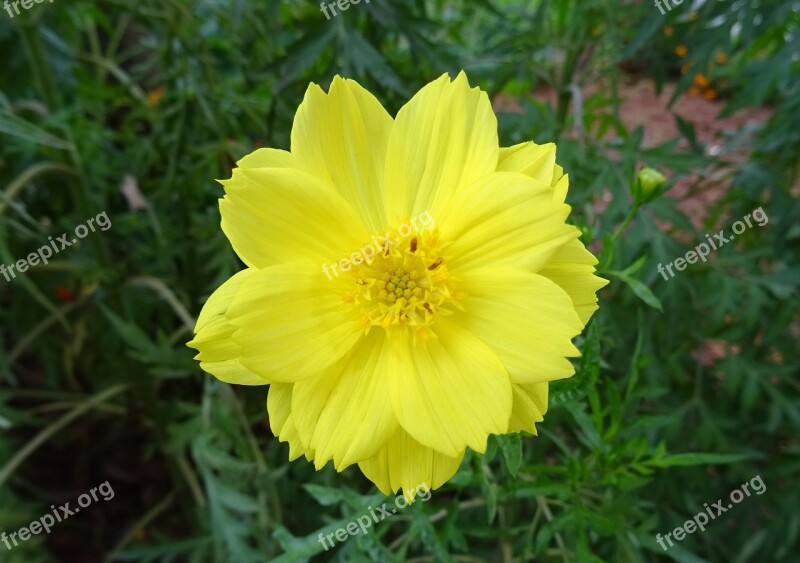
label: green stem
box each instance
[609,203,640,246]
[18,20,111,268]
[555,42,582,137]
[600,203,641,272]
[17,22,61,111]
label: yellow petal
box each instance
[385,72,499,221]
[358,427,464,499]
[388,317,512,457]
[266,382,293,437]
[291,331,399,471]
[551,165,569,204]
[439,172,580,274]
[508,382,548,434]
[267,383,315,462]
[187,269,266,385]
[219,167,369,269]
[496,144,605,324]
[236,148,294,169]
[291,76,394,232]
[497,142,557,186]
[499,142,570,203]
[458,268,583,383]
[227,265,361,383]
[539,239,609,326]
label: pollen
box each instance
[342,225,463,339]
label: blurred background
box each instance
[1,0,798,561]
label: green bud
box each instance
[633,168,667,204]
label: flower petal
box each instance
[498,142,569,203]
[496,144,605,324]
[267,383,315,462]
[220,167,369,269]
[291,331,399,471]
[551,165,569,204]
[188,269,266,385]
[458,268,583,383]
[388,317,512,457]
[227,265,362,382]
[539,239,609,326]
[508,382,548,434]
[439,172,580,274]
[358,427,464,498]
[236,148,294,169]
[385,72,499,221]
[291,76,394,232]
[497,142,557,186]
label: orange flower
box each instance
[688,86,702,97]
[147,86,166,108]
[693,73,710,87]
[675,45,688,57]
[663,25,673,37]
[703,89,718,100]
[680,63,692,75]
[715,53,728,64]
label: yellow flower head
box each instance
[188,73,607,498]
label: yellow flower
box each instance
[675,45,688,57]
[187,73,607,498]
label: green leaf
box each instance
[651,452,758,468]
[0,109,73,149]
[550,321,601,405]
[613,270,664,311]
[496,433,523,478]
[302,484,350,507]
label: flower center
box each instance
[342,225,463,339]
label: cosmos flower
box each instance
[188,72,607,498]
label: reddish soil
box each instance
[495,77,774,228]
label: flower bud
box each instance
[633,168,666,204]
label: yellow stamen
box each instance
[342,223,462,336]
